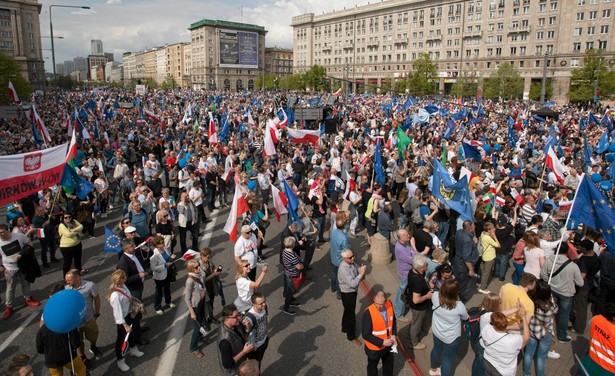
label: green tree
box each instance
[450,71,479,98]
[0,53,31,104]
[407,53,438,96]
[161,75,178,89]
[281,73,306,91]
[54,75,76,90]
[568,49,615,102]
[304,65,328,91]
[483,62,524,99]
[529,79,553,102]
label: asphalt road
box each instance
[0,204,412,376]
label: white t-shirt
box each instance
[234,235,258,269]
[234,277,253,312]
[246,307,268,347]
[523,247,545,279]
[0,232,31,271]
[189,187,203,207]
[479,312,523,376]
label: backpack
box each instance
[463,307,488,344]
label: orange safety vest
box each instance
[364,300,394,351]
[589,314,615,373]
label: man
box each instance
[338,249,367,346]
[218,304,256,375]
[238,359,260,376]
[300,205,318,271]
[329,218,349,299]
[405,255,432,350]
[362,290,397,376]
[542,209,566,241]
[235,225,259,281]
[245,292,269,364]
[123,201,150,240]
[571,239,600,334]
[540,242,583,342]
[454,220,479,303]
[500,272,536,329]
[585,302,615,374]
[409,188,423,231]
[177,191,200,255]
[0,224,40,320]
[412,219,435,256]
[117,239,146,303]
[65,269,103,367]
[205,163,219,211]
[393,229,416,322]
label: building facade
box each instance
[166,42,186,88]
[0,0,44,89]
[188,19,267,91]
[91,39,103,56]
[291,0,614,102]
[264,47,294,79]
[182,43,192,88]
[88,54,108,81]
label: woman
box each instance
[523,232,544,279]
[429,279,468,376]
[364,186,382,245]
[247,202,269,258]
[58,213,84,276]
[478,222,500,294]
[94,171,109,218]
[480,308,530,376]
[150,235,176,316]
[108,269,144,372]
[184,259,209,358]
[281,236,303,315]
[234,259,268,313]
[117,218,132,239]
[523,280,558,376]
[11,217,35,239]
[427,263,455,291]
[155,209,175,253]
[200,247,222,324]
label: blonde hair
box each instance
[107,269,127,300]
[156,209,168,223]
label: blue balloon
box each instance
[591,173,602,183]
[600,181,613,191]
[248,181,257,191]
[494,144,501,152]
[43,290,86,334]
[483,144,491,153]
[178,158,187,168]
[607,154,615,163]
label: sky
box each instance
[38,0,373,71]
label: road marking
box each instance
[0,309,40,354]
[155,210,219,376]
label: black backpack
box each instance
[463,307,488,344]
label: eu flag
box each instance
[443,119,456,139]
[462,142,482,161]
[104,227,122,253]
[374,139,386,186]
[589,112,600,125]
[282,178,301,224]
[425,104,439,114]
[569,175,615,252]
[59,164,94,200]
[583,136,593,166]
[597,132,609,154]
[432,160,473,221]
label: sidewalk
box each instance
[351,235,587,376]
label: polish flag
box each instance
[343,170,356,200]
[558,201,572,210]
[103,131,110,145]
[221,164,233,182]
[136,119,147,127]
[8,81,19,103]
[144,108,160,123]
[460,166,477,185]
[32,104,51,143]
[545,146,567,184]
[208,112,218,145]
[482,195,492,204]
[247,109,255,126]
[495,196,506,206]
[332,88,343,97]
[307,179,320,200]
[510,188,525,205]
[182,249,200,261]
[489,182,497,195]
[276,108,288,128]
[271,185,288,222]
[287,128,320,145]
[223,185,250,242]
[66,129,78,163]
[263,121,277,156]
[36,229,45,238]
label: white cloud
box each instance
[106,0,122,4]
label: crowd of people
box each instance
[1,87,615,375]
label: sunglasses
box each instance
[243,264,250,268]
[64,216,72,219]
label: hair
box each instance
[336,217,346,229]
[424,219,435,230]
[556,241,569,255]
[537,228,551,239]
[290,222,302,232]
[304,204,313,213]
[283,236,296,249]
[490,312,508,331]
[251,292,264,304]
[122,239,135,252]
[524,232,541,249]
[481,293,502,313]
[435,263,453,279]
[6,354,31,376]
[412,254,429,270]
[438,279,460,310]
[156,209,168,223]
[0,223,8,231]
[431,248,447,262]
[462,220,473,231]
[519,272,537,288]
[531,215,544,225]
[65,269,81,280]
[341,249,353,259]
[222,304,238,318]
[152,234,165,247]
[238,359,260,376]
[483,222,494,233]
[200,247,212,259]
[579,239,594,254]
[528,279,554,313]
[186,259,199,273]
[107,269,127,299]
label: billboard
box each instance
[219,29,258,68]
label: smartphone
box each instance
[216,265,223,272]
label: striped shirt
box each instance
[282,250,302,277]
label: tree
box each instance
[161,75,178,89]
[0,53,31,104]
[483,62,524,99]
[304,65,328,92]
[529,79,553,102]
[407,53,438,96]
[281,73,306,91]
[450,71,480,98]
[568,49,615,102]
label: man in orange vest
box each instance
[362,290,397,376]
[585,302,615,375]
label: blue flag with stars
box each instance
[569,175,615,252]
[432,159,474,221]
[104,227,122,253]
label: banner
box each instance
[0,143,67,207]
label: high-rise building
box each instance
[91,39,103,56]
[0,0,45,89]
[167,42,187,88]
[291,0,614,102]
[188,19,267,91]
[265,47,294,79]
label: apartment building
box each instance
[265,47,294,78]
[291,0,614,101]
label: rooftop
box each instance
[188,19,267,33]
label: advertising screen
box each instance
[219,29,258,68]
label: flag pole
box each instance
[547,174,584,285]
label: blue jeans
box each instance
[494,254,509,280]
[552,291,573,340]
[330,264,339,293]
[471,342,485,376]
[513,262,525,285]
[523,332,551,376]
[399,213,409,230]
[315,216,326,242]
[430,334,461,376]
[437,221,450,245]
[394,278,408,318]
[283,274,296,310]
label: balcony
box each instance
[343,41,354,49]
[426,34,442,41]
[463,30,483,38]
[367,40,380,47]
[508,25,531,33]
[394,37,409,44]
[322,45,332,52]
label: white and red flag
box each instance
[332,88,343,97]
[223,185,251,242]
[8,81,19,103]
[208,112,218,145]
[545,146,567,184]
[182,249,200,261]
[271,185,288,222]
[32,104,51,143]
[343,170,356,200]
[144,108,160,123]
[510,188,525,205]
[263,121,277,157]
[287,128,320,145]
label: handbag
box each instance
[114,289,146,318]
[258,218,271,230]
[292,271,305,290]
[168,263,177,282]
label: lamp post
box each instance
[50,5,90,80]
[594,40,602,104]
[540,52,549,105]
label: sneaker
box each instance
[429,368,441,376]
[3,306,12,320]
[477,288,491,295]
[558,336,572,343]
[412,342,427,350]
[289,302,301,308]
[413,343,427,350]
[109,204,114,209]
[155,309,164,316]
[117,359,130,372]
[128,347,144,357]
[167,303,176,309]
[25,298,40,307]
[548,350,561,359]
[282,309,296,316]
[89,346,103,360]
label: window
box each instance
[496,47,502,55]
[549,16,557,24]
[571,58,579,66]
[574,27,583,36]
[538,18,545,26]
[547,30,555,38]
[536,45,543,53]
[535,60,541,67]
[510,46,517,54]
[520,46,526,55]
[601,25,609,33]
[551,2,557,9]
[573,42,581,51]
[578,0,585,4]
[588,26,596,34]
[586,41,594,49]
[599,40,607,49]
[589,10,597,19]
[539,4,546,11]
[603,9,611,18]
[577,12,585,20]
[537,31,544,39]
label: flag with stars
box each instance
[569,174,615,252]
[432,159,474,222]
[104,227,122,253]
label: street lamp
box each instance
[50,5,90,80]
[594,39,602,104]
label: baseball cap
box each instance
[124,226,137,234]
